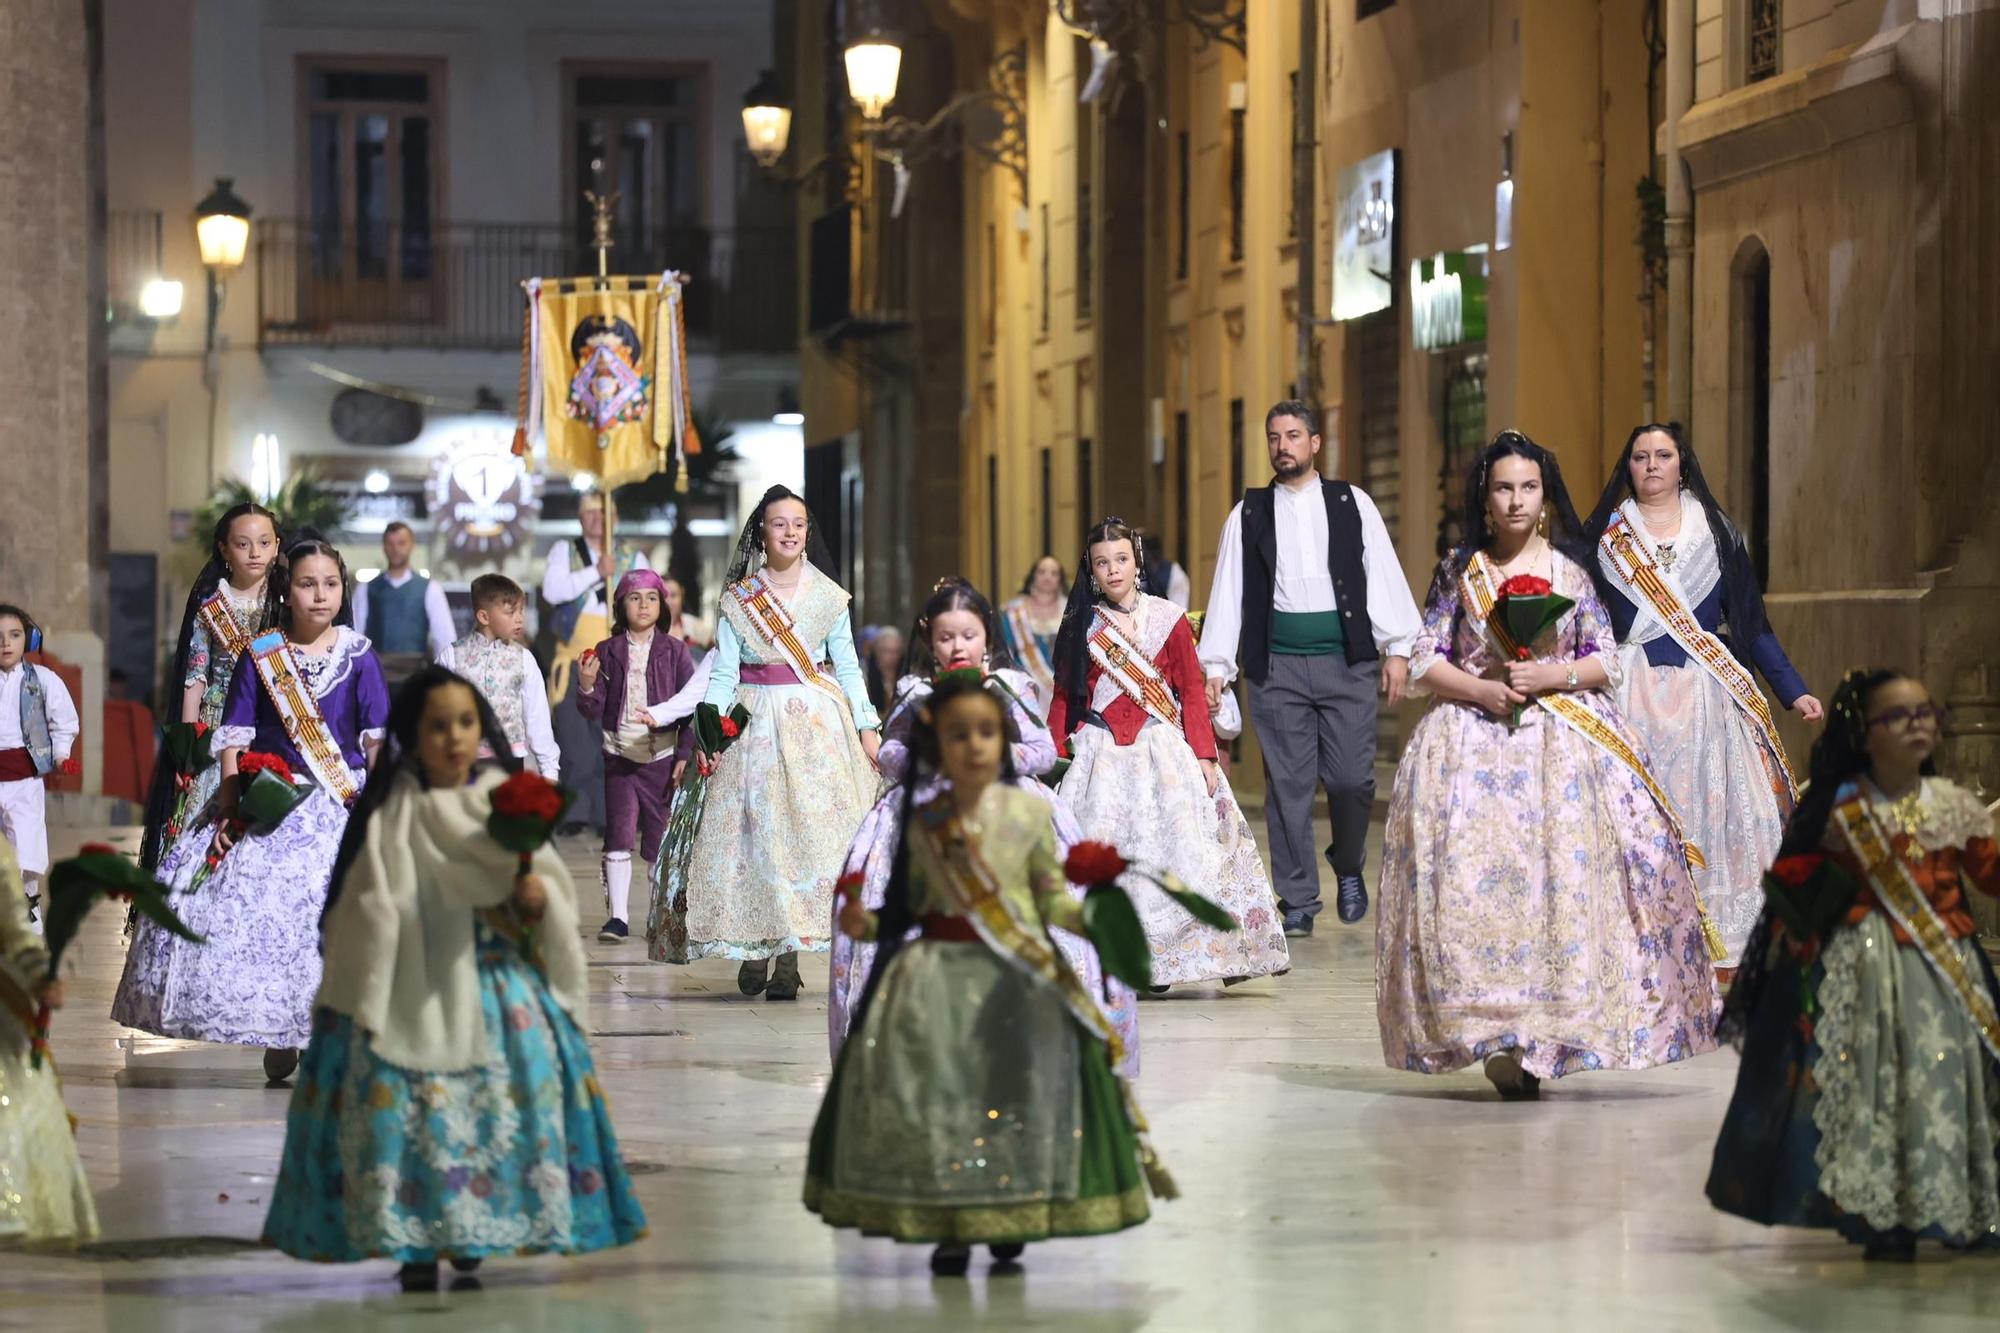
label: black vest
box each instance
[1240,480,1378,684]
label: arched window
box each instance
[1730,238,1773,588]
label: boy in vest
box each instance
[1198,401,1423,936]
[0,605,81,933]
[435,574,560,778]
[353,522,455,685]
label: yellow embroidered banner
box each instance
[514,273,700,491]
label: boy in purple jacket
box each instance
[575,569,696,941]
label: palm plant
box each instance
[190,466,351,560]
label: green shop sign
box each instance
[1410,249,1488,351]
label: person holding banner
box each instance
[657,486,880,1001]
[1000,555,1067,717]
[540,491,649,835]
[1048,518,1290,990]
[1584,423,1822,971]
[1376,433,1719,1099]
[114,535,390,1085]
[1707,669,2000,1260]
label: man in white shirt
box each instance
[1200,400,1422,935]
[351,522,456,684]
[539,492,649,834]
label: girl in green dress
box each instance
[805,671,1172,1276]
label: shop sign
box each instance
[1333,149,1397,321]
[1411,249,1489,351]
[427,428,541,560]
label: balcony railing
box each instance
[256,219,797,354]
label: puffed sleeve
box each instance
[1028,816,1083,934]
[996,671,1059,778]
[1159,616,1217,763]
[185,617,213,688]
[212,650,260,753]
[1407,560,1461,695]
[1565,567,1624,692]
[356,649,391,745]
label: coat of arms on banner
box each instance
[512,271,701,492]
[567,314,650,444]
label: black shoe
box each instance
[1282,909,1314,938]
[767,951,802,1001]
[448,1257,483,1274]
[1864,1238,1917,1262]
[397,1261,439,1292]
[557,821,590,839]
[263,1048,300,1084]
[597,917,629,942]
[737,959,770,996]
[1335,874,1369,924]
[930,1244,971,1276]
[989,1241,1026,1265]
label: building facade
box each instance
[101,0,802,709]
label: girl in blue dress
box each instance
[262,666,647,1291]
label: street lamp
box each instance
[844,31,903,120]
[741,70,793,169]
[194,177,253,486]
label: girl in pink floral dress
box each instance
[1376,433,1720,1098]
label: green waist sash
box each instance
[1270,610,1344,657]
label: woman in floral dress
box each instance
[1377,433,1719,1098]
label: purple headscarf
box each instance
[611,567,669,633]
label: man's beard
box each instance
[1271,454,1308,479]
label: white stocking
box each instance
[603,853,632,922]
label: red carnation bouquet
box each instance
[488,770,576,873]
[693,702,752,777]
[188,751,313,892]
[1061,840,1240,992]
[1493,573,1574,727]
[160,721,215,787]
[23,843,202,1069]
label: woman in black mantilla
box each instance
[1583,423,1822,972]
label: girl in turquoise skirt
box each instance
[263,666,647,1291]
[806,671,1172,1276]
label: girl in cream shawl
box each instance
[263,667,646,1292]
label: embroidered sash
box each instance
[1457,553,1722,956]
[1833,793,2000,1063]
[730,573,848,708]
[1087,612,1182,731]
[198,589,259,665]
[1600,511,1797,799]
[1005,601,1057,695]
[248,632,359,805]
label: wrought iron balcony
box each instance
[255,219,797,354]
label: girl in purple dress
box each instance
[114,535,389,1083]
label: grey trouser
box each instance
[1247,651,1378,916]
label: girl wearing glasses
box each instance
[1708,669,2000,1260]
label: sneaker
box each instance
[1335,874,1369,924]
[1282,909,1315,938]
[597,918,629,942]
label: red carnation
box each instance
[1064,840,1129,887]
[835,870,865,904]
[194,721,210,737]
[493,770,566,824]
[718,716,741,739]
[238,752,297,784]
[58,757,80,777]
[1770,853,1824,890]
[79,842,117,857]
[1499,574,1554,598]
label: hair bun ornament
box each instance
[932,576,962,593]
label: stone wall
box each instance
[0,0,105,637]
